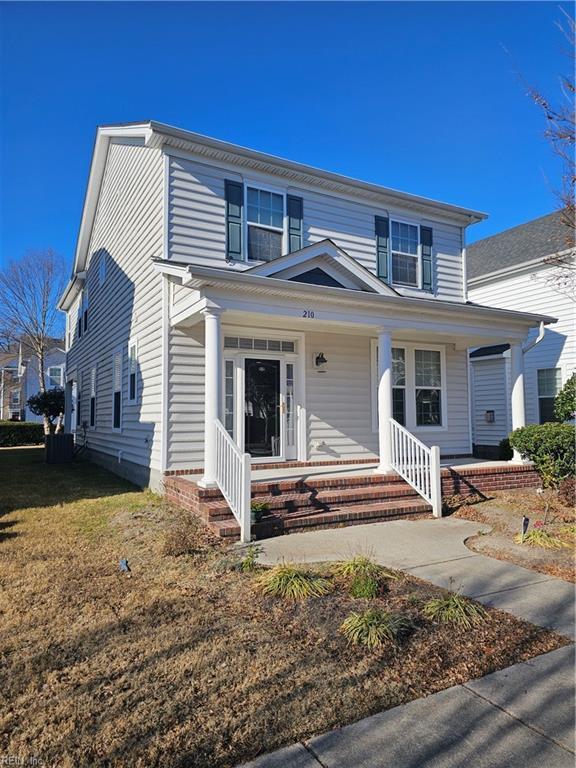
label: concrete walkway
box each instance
[255,518,575,639]
[237,519,575,768]
[241,646,575,768]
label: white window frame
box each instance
[10,389,20,407]
[390,217,422,289]
[243,179,287,262]
[47,366,63,388]
[128,338,138,404]
[371,341,447,433]
[537,367,562,424]
[89,365,97,429]
[112,346,123,433]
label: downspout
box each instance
[522,321,545,354]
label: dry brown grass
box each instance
[0,449,568,767]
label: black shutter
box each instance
[421,226,433,292]
[375,216,389,283]
[225,180,243,261]
[287,195,303,253]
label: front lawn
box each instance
[452,488,575,583]
[0,449,568,767]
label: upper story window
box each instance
[225,180,303,263]
[246,187,284,262]
[47,366,63,388]
[391,221,419,287]
[10,389,20,407]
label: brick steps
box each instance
[211,498,431,539]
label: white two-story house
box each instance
[59,121,553,539]
[468,211,574,457]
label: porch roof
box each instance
[153,257,557,343]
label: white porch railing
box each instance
[390,418,442,517]
[214,419,252,543]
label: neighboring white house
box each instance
[0,341,65,422]
[468,211,575,457]
[58,121,555,492]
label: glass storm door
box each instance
[244,358,282,458]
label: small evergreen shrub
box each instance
[423,593,488,629]
[349,574,379,599]
[255,564,331,600]
[340,609,414,649]
[0,421,44,447]
[554,374,576,422]
[509,423,575,487]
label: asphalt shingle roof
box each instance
[467,210,571,281]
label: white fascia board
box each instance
[178,262,557,330]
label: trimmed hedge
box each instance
[509,422,575,487]
[0,421,45,447]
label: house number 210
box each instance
[302,310,315,318]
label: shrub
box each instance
[514,529,569,549]
[349,574,379,599]
[163,512,207,557]
[27,388,65,431]
[340,609,414,649]
[255,564,331,600]
[554,374,576,422]
[0,421,44,447]
[558,476,576,509]
[509,423,575,487]
[423,593,488,629]
[250,500,269,523]
[498,438,513,461]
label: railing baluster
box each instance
[214,419,252,542]
[388,418,441,518]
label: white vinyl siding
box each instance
[167,154,466,301]
[65,141,164,476]
[470,357,511,447]
[469,263,575,427]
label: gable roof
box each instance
[245,239,398,296]
[467,210,571,281]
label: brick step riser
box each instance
[205,488,421,520]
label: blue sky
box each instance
[0,1,572,269]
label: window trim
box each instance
[112,346,123,433]
[537,367,562,424]
[371,341,447,433]
[243,178,288,262]
[128,338,138,404]
[390,217,422,289]
[47,366,63,388]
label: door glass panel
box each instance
[245,359,281,457]
[286,363,295,448]
[224,360,234,438]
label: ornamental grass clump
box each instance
[255,563,331,600]
[340,609,413,649]
[423,593,488,630]
[514,529,570,549]
[333,555,398,598]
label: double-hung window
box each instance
[47,366,63,388]
[128,340,138,403]
[112,349,122,431]
[246,187,284,262]
[537,368,562,423]
[89,367,96,428]
[391,221,419,287]
[415,349,442,426]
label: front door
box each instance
[245,358,281,458]
[239,357,298,461]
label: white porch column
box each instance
[510,342,526,463]
[198,307,222,488]
[377,328,393,473]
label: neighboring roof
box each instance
[469,344,510,359]
[60,119,487,309]
[467,210,571,281]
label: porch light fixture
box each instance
[314,352,328,373]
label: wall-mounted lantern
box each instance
[314,352,328,373]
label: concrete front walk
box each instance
[255,518,575,639]
[240,646,575,768]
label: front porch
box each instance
[164,458,540,541]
